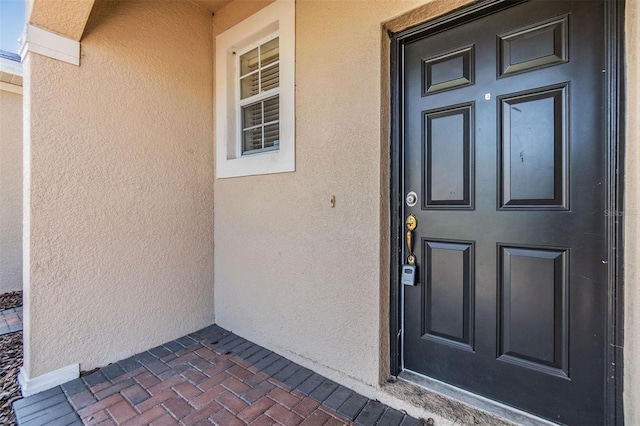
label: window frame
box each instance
[215,0,295,179]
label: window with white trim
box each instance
[216,0,294,179]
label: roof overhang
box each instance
[18,0,94,67]
[26,0,96,41]
[0,54,23,94]
[18,0,235,68]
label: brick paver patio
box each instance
[14,325,423,425]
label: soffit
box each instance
[0,71,22,86]
[190,0,235,14]
[0,53,23,87]
[29,0,235,42]
[28,0,96,41]
[0,72,22,86]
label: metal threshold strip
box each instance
[399,370,560,426]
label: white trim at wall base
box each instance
[19,24,80,66]
[0,82,22,95]
[18,364,79,397]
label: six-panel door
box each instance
[402,1,607,423]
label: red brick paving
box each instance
[13,327,425,426]
[228,365,254,381]
[173,382,203,400]
[183,369,209,384]
[84,409,111,425]
[299,410,331,426]
[107,400,138,424]
[122,406,166,425]
[135,389,175,414]
[150,414,180,425]
[237,397,276,423]
[73,338,353,425]
[121,384,151,405]
[222,376,252,396]
[293,398,320,418]
[241,381,276,404]
[135,372,162,389]
[216,391,250,414]
[265,403,304,425]
[78,394,124,418]
[267,388,302,410]
[250,414,276,426]
[211,408,245,426]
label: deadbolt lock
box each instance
[406,191,418,207]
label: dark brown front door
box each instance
[401,1,607,423]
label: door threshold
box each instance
[398,370,559,426]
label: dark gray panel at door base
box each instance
[423,240,474,350]
[499,84,568,210]
[424,104,474,209]
[498,245,568,377]
[423,45,474,95]
[498,15,568,77]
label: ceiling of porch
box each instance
[190,0,235,14]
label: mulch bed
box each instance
[0,291,23,426]
[1,332,22,425]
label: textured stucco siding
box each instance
[19,0,639,422]
[625,0,640,423]
[213,0,439,399]
[213,0,639,422]
[23,0,214,378]
[0,90,23,294]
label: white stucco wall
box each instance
[23,0,215,378]
[625,0,639,423]
[213,0,435,396]
[18,0,638,422]
[213,0,639,423]
[0,89,23,295]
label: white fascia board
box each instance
[18,364,80,396]
[19,24,80,66]
[0,82,23,94]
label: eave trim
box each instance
[0,82,23,94]
[19,24,80,66]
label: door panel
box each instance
[401,1,606,424]
[424,104,474,208]
[498,245,568,376]
[423,45,475,94]
[498,15,568,77]
[423,239,474,350]
[499,85,568,209]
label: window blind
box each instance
[239,37,280,154]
